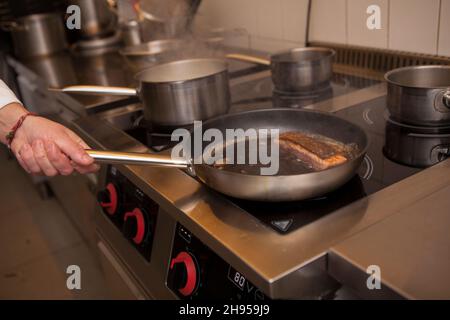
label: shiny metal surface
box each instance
[196,109,368,201]
[73,105,450,298]
[271,47,335,92]
[385,66,450,126]
[227,47,335,92]
[226,53,271,66]
[58,58,230,126]
[54,85,138,96]
[119,39,186,70]
[121,20,142,47]
[3,13,68,58]
[71,0,117,39]
[329,184,450,299]
[384,120,450,168]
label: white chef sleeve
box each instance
[0,79,21,110]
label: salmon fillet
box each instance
[278,132,349,171]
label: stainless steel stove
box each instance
[72,56,450,300]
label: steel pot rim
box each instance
[385,65,450,90]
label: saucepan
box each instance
[226,47,336,92]
[384,118,450,168]
[385,65,450,126]
[85,109,368,202]
[53,58,230,128]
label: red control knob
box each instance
[98,183,118,215]
[170,252,198,297]
[123,208,146,245]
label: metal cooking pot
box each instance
[227,47,336,92]
[119,39,187,71]
[70,0,117,39]
[56,58,230,127]
[1,13,68,58]
[385,65,450,126]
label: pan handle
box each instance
[0,21,26,31]
[86,150,190,168]
[49,86,138,96]
[226,53,271,66]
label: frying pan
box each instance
[226,47,336,93]
[86,109,368,202]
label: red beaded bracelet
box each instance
[6,112,37,149]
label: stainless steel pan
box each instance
[385,65,450,126]
[85,109,368,202]
[55,58,230,127]
[227,47,336,92]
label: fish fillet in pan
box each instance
[278,132,355,171]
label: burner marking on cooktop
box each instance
[362,155,374,180]
[363,109,374,125]
[271,219,294,233]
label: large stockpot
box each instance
[227,47,336,93]
[57,58,230,127]
[385,66,450,126]
[1,13,68,58]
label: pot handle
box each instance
[432,145,450,162]
[226,53,271,66]
[443,90,450,109]
[86,150,189,168]
[49,85,138,96]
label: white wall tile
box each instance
[250,36,303,53]
[256,0,284,39]
[389,0,440,55]
[347,0,388,48]
[309,0,347,44]
[438,0,450,56]
[282,0,309,43]
[195,0,259,35]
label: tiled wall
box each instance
[194,0,310,52]
[195,0,450,56]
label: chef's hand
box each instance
[0,103,99,176]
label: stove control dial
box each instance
[97,183,118,215]
[170,252,199,297]
[123,208,148,245]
